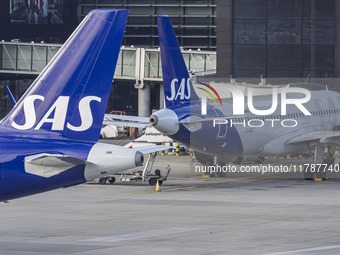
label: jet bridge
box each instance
[0,41,216,81]
[0,40,216,117]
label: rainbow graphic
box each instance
[197,82,223,106]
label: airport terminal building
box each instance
[0,0,338,118]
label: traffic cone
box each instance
[155,179,161,192]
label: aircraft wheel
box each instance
[98,177,107,185]
[315,162,329,180]
[148,178,156,185]
[108,177,116,184]
[158,180,163,185]
[303,165,313,180]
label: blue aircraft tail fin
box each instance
[157,15,199,108]
[3,83,16,107]
[0,9,128,142]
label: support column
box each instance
[336,0,340,83]
[138,85,150,117]
[159,82,165,109]
[216,0,232,79]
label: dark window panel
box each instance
[233,69,266,78]
[97,0,126,4]
[79,0,99,3]
[128,0,154,4]
[267,69,302,78]
[267,20,301,44]
[156,6,182,15]
[182,38,211,47]
[173,27,182,37]
[233,45,266,69]
[153,37,159,46]
[0,45,2,70]
[168,17,181,25]
[128,17,154,25]
[303,20,335,45]
[234,19,266,44]
[79,6,96,16]
[125,27,153,36]
[183,28,211,36]
[303,45,335,70]
[211,38,216,47]
[184,0,215,4]
[184,7,213,15]
[267,45,302,70]
[229,0,337,79]
[234,0,266,19]
[129,6,154,15]
[303,70,335,78]
[303,0,335,19]
[267,0,302,19]
[125,37,153,46]
[155,0,181,3]
[184,17,212,25]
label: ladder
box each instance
[142,152,157,180]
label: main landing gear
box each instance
[304,142,334,180]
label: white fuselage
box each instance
[214,90,340,155]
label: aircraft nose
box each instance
[149,109,179,135]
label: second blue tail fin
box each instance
[157,15,199,108]
[0,9,128,142]
[3,83,16,107]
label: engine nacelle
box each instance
[193,151,214,165]
[85,143,143,181]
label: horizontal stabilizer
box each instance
[103,120,150,128]
[104,114,149,123]
[25,154,86,178]
[133,145,172,155]
[287,131,340,145]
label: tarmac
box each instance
[1,155,340,255]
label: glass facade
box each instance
[77,0,217,49]
[231,0,336,78]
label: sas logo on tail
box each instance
[167,78,191,101]
[166,79,222,107]
[12,95,101,131]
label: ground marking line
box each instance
[261,245,340,255]
[101,176,274,198]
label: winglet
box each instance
[157,15,199,108]
[0,9,129,142]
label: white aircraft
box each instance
[105,15,340,181]
[148,15,340,180]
